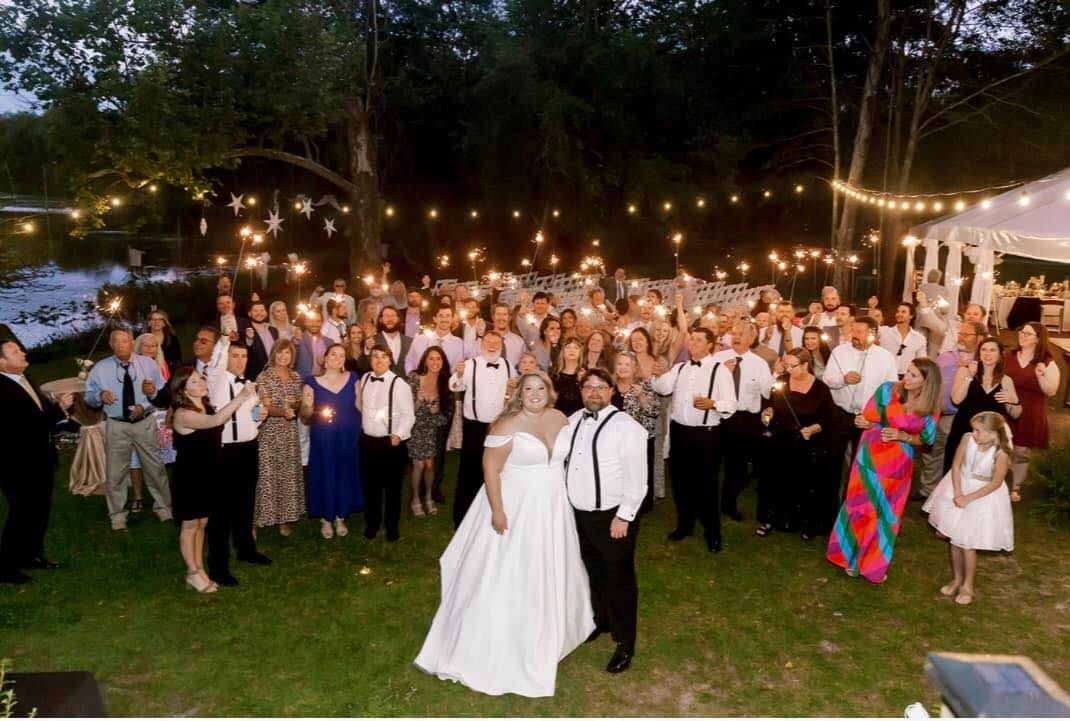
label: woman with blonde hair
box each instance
[269,301,298,341]
[827,357,943,583]
[255,338,306,536]
[611,352,658,512]
[550,337,585,416]
[127,333,176,513]
[923,411,1014,605]
[145,309,182,371]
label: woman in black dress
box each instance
[407,346,453,517]
[944,337,1020,472]
[758,347,837,540]
[169,366,258,593]
[343,323,372,375]
[551,337,584,416]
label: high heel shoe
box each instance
[321,520,334,539]
[411,500,426,518]
[425,496,438,515]
[186,572,218,594]
[335,518,348,537]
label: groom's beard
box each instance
[584,400,608,413]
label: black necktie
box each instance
[369,376,384,383]
[121,362,135,420]
[733,357,743,396]
[583,410,599,421]
[485,362,499,369]
[690,360,702,367]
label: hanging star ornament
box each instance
[266,209,285,238]
[300,197,314,220]
[199,217,207,237]
[323,217,337,239]
[227,193,246,216]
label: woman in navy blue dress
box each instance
[301,344,364,539]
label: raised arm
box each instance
[174,384,257,432]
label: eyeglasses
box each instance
[783,363,801,371]
[581,384,611,392]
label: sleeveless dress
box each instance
[1003,350,1050,450]
[414,432,595,697]
[942,374,1011,472]
[171,420,223,522]
[923,437,1013,551]
[306,373,364,520]
[826,381,938,583]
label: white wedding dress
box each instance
[414,431,595,697]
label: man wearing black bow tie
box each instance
[448,331,512,527]
[554,368,648,674]
[207,343,271,586]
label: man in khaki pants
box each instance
[85,328,173,530]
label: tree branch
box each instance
[227,148,358,196]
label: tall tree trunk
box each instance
[345,98,381,274]
[833,0,892,292]
[826,0,841,249]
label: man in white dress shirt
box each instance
[767,303,803,358]
[516,291,556,348]
[321,297,349,345]
[206,343,270,587]
[490,303,525,370]
[878,302,927,377]
[714,321,774,521]
[358,346,415,541]
[454,298,486,360]
[405,305,464,374]
[822,315,899,490]
[555,368,647,674]
[319,278,358,326]
[651,328,737,552]
[449,332,512,527]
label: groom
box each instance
[558,368,648,674]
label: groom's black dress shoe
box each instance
[211,574,240,587]
[606,645,633,674]
[239,552,272,566]
[666,529,691,542]
[707,538,723,553]
[585,628,605,644]
[24,557,60,570]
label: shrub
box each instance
[1030,441,1070,527]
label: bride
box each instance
[414,371,595,697]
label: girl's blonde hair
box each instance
[496,371,557,422]
[970,411,1013,457]
[134,332,167,374]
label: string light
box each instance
[831,178,1027,214]
[730,194,740,204]
[512,209,521,219]
[662,201,673,212]
[70,209,81,219]
[384,205,395,217]
[696,198,706,208]
[1017,193,1031,207]
[794,184,804,194]
[470,209,479,219]
[109,197,122,208]
[428,208,439,219]
[551,208,560,218]
[21,221,34,233]
[627,203,637,215]
[762,190,772,199]
[246,194,256,206]
[148,184,158,194]
[341,205,350,213]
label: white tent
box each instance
[906,166,1070,314]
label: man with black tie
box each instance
[448,332,511,527]
[240,300,278,381]
[714,321,773,521]
[373,306,412,376]
[207,343,271,587]
[651,328,737,552]
[555,368,648,674]
[600,267,630,307]
[0,339,76,584]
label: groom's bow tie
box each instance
[583,410,599,421]
[485,361,499,369]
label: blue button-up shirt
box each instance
[85,355,165,420]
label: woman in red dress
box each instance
[1003,322,1060,502]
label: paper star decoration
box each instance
[323,217,337,238]
[300,197,314,220]
[227,193,246,216]
[266,209,285,237]
[199,217,207,237]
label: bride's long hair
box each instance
[496,371,558,422]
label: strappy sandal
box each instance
[411,500,425,518]
[131,499,143,513]
[755,523,773,537]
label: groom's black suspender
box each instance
[361,375,400,435]
[565,410,620,509]
[470,360,510,423]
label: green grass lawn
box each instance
[3,447,1070,717]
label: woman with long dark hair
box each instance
[407,346,454,516]
[944,337,1020,472]
[533,316,562,371]
[343,323,372,376]
[169,367,257,593]
[801,326,831,380]
[1003,322,1060,502]
[550,337,585,417]
[559,308,578,340]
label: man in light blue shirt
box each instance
[85,328,172,530]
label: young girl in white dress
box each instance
[922,411,1014,605]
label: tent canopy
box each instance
[911,166,1070,263]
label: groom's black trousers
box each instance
[573,507,638,651]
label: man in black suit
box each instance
[239,300,279,381]
[600,267,630,307]
[0,338,76,584]
[373,305,412,376]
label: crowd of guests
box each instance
[0,264,1061,605]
